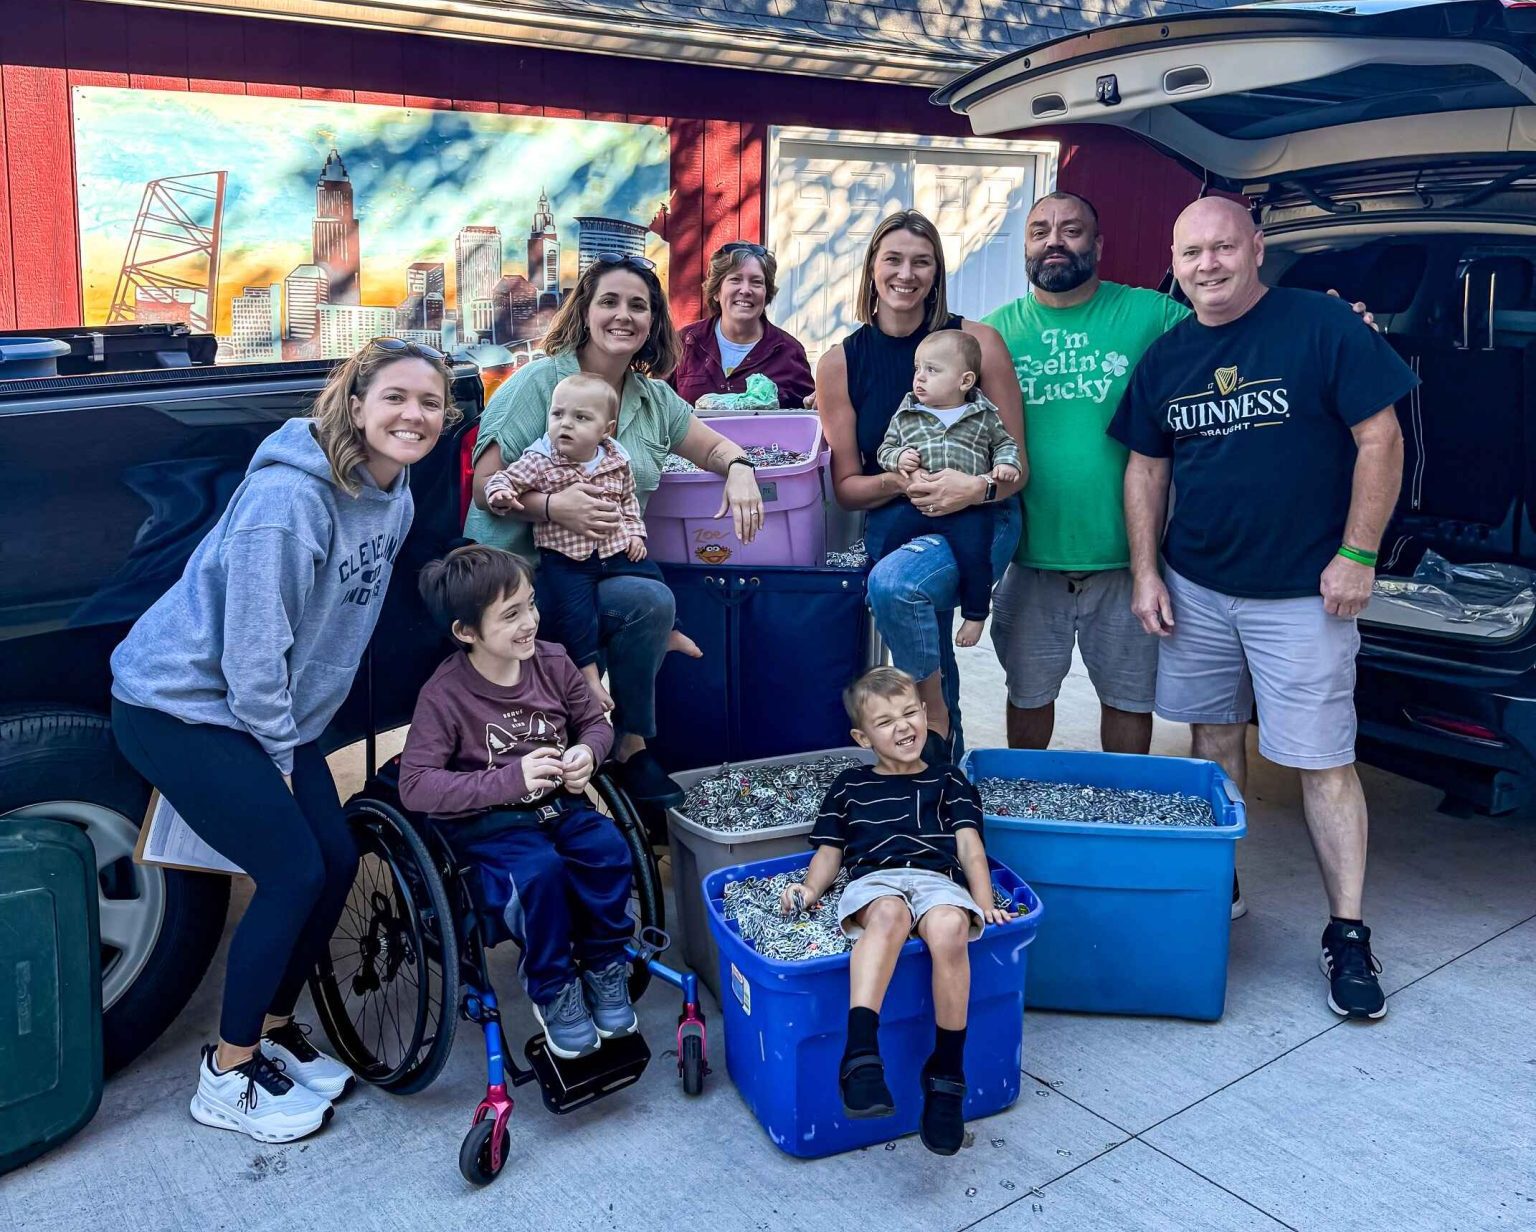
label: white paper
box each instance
[138,793,245,876]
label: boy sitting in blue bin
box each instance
[779,666,1015,1156]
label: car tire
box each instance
[0,706,230,1075]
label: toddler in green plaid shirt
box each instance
[873,332,1022,647]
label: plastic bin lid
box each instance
[0,338,72,360]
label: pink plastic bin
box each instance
[644,414,827,567]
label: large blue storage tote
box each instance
[962,749,1245,1021]
[704,851,1042,1159]
[650,562,873,774]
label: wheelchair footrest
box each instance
[523,1031,651,1115]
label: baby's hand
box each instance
[627,536,648,562]
[487,486,522,515]
[981,903,1017,927]
[898,448,923,476]
[779,883,816,915]
[992,464,1020,485]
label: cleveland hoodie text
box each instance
[111,417,414,775]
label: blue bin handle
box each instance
[1219,775,1247,821]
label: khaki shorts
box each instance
[990,565,1159,712]
[1156,567,1360,770]
[837,867,984,941]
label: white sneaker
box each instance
[262,1020,356,1100]
[189,1045,333,1143]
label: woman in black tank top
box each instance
[816,210,1026,758]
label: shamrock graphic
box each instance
[1104,351,1130,378]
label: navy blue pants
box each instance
[537,548,667,668]
[459,804,633,1007]
[111,699,358,1047]
[870,500,997,622]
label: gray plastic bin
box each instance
[667,746,874,999]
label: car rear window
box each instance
[1174,63,1526,141]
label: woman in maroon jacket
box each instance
[670,242,815,408]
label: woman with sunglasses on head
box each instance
[110,338,457,1142]
[467,253,765,807]
[817,210,1027,764]
[670,241,814,408]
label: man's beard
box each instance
[1027,248,1096,293]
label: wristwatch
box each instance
[983,478,998,503]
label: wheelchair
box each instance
[307,755,708,1185]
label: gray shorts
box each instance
[989,564,1159,712]
[838,868,984,940]
[1156,567,1360,770]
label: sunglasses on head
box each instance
[369,336,446,361]
[592,252,657,273]
[719,241,770,259]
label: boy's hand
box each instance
[626,536,648,562]
[980,902,1017,927]
[992,463,1020,485]
[487,488,522,516]
[560,744,596,793]
[897,447,923,476]
[520,746,565,795]
[779,882,817,915]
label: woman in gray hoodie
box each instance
[110,338,457,1144]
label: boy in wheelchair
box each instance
[400,544,636,1060]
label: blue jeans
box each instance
[595,573,673,744]
[865,498,1022,757]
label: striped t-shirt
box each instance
[809,764,983,882]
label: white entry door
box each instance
[769,129,1057,364]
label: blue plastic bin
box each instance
[962,749,1245,1021]
[703,851,1042,1158]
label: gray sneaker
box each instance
[582,961,639,1039]
[531,981,600,1059]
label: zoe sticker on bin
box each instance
[696,544,732,564]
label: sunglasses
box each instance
[369,336,446,361]
[592,252,657,273]
[719,241,770,259]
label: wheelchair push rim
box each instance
[309,798,459,1092]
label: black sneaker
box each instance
[1320,921,1386,1020]
[1231,873,1247,921]
[614,749,684,808]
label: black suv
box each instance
[0,326,482,1071]
[937,0,1536,812]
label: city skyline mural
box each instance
[71,87,671,362]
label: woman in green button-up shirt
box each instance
[467,255,764,805]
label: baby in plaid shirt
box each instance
[485,372,670,709]
[872,331,1022,648]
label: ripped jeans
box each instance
[864,497,1022,758]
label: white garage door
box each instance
[768,128,1058,364]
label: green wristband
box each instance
[1337,544,1378,567]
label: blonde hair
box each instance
[542,260,681,378]
[843,666,920,726]
[554,371,619,420]
[855,210,950,331]
[703,245,779,318]
[917,330,983,400]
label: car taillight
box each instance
[1407,710,1505,745]
[458,423,480,527]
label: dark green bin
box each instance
[0,818,103,1175]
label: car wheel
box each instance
[0,707,230,1074]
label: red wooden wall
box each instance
[0,0,1199,333]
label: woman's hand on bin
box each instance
[780,883,816,915]
[718,465,766,544]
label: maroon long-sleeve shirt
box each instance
[398,644,614,821]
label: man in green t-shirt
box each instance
[982,191,1186,757]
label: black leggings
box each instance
[111,700,358,1047]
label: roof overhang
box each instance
[94,0,989,88]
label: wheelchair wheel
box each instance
[591,769,662,1002]
[309,796,459,1094]
[459,1117,510,1186]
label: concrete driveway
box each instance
[4,640,1534,1232]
